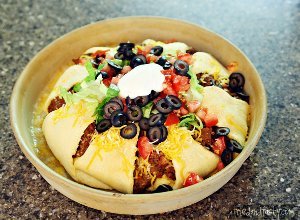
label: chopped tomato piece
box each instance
[121,65,132,74]
[172,75,190,92]
[216,160,225,172]
[137,136,153,160]
[180,106,189,115]
[177,52,192,65]
[183,172,203,187]
[212,136,226,156]
[204,113,218,127]
[92,50,109,58]
[102,79,111,87]
[187,100,201,113]
[163,83,177,96]
[111,76,120,85]
[196,109,206,121]
[165,112,180,126]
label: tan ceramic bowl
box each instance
[10,17,266,215]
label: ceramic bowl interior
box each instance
[10,17,267,215]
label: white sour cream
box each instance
[117,63,165,99]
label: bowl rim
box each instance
[10,16,267,200]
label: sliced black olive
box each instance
[150,46,163,56]
[123,49,136,59]
[96,119,112,133]
[103,101,122,119]
[236,91,250,103]
[147,126,162,144]
[110,110,128,127]
[114,52,124,60]
[130,55,147,68]
[174,60,189,76]
[215,127,230,136]
[229,139,243,153]
[149,113,165,127]
[95,70,109,79]
[148,90,160,100]
[156,57,172,70]
[139,118,150,130]
[159,125,168,143]
[229,72,245,92]
[134,96,149,107]
[107,59,123,71]
[127,105,143,122]
[126,96,133,107]
[153,184,173,193]
[91,59,99,69]
[165,95,182,110]
[118,42,135,52]
[110,97,124,109]
[120,123,137,139]
[156,98,173,114]
[221,149,233,166]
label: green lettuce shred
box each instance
[141,102,153,118]
[186,69,204,102]
[179,113,203,130]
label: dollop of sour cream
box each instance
[118,63,165,99]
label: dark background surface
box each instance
[1,0,299,219]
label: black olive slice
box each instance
[127,105,143,122]
[148,113,165,127]
[110,97,124,109]
[156,57,172,70]
[138,118,150,130]
[96,119,112,133]
[148,90,160,100]
[215,127,230,136]
[153,184,173,193]
[123,49,136,60]
[165,95,182,110]
[130,55,147,68]
[114,52,125,60]
[103,101,122,119]
[147,126,162,144]
[229,139,243,153]
[150,46,163,56]
[107,59,123,71]
[159,125,168,143]
[156,98,173,114]
[174,60,189,76]
[221,149,233,166]
[118,42,135,52]
[134,96,149,107]
[236,91,250,103]
[110,110,128,127]
[120,123,137,139]
[229,72,245,92]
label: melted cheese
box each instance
[200,86,249,145]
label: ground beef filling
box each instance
[47,96,65,113]
[72,123,96,158]
[133,151,176,193]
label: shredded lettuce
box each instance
[142,102,153,118]
[94,85,120,123]
[186,69,204,102]
[59,77,107,105]
[179,113,203,130]
[84,61,96,82]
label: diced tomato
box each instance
[196,109,206,121]
[216,160,225,172]
[111,76,120,85]
[161,69,174,75]
[137,45,152,57]
[177,52,192,65]
[137,136,153,160]
[212,136,226,156]
[92,50,109,58]
[121,65,132,74]
[183,172,203,187]
[187,100,201,113]
[146,54,158,63]
[165,112,180,126]
[101,64,115,78]
[204,113,218,127]
[180,106,189,115]
[163,84,177,96]
[172,75,190,92]
[102,79,111,87]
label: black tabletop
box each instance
[1,0,299,219]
